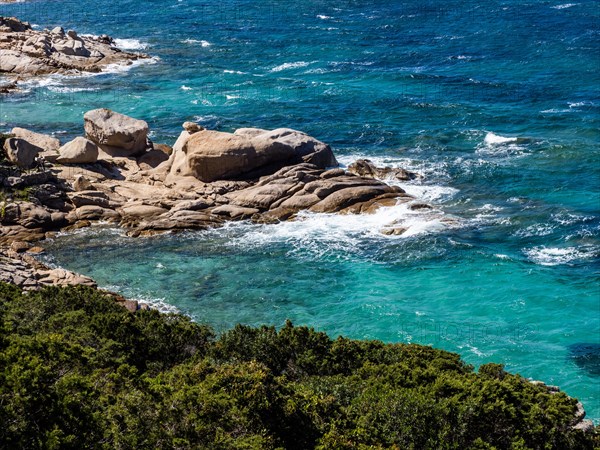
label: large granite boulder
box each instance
[170,127,337,182]
[3,137,41,168]
[56,137,99,164]
[84,108,149,157]
[10,127,60,152]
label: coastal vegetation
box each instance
[0,283,597,449]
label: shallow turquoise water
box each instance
[3,0,600,420]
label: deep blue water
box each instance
[2,0,599,420]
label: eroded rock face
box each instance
[0,16,147,81]
[84,108,149,156]
[170,127,337,182]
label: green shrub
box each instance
[0,283,597,449]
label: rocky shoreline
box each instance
[0,82,594,442]
[0,101,463,310]
[1,108,458,287]
[0,16,149,93]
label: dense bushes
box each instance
[0,283,597,449]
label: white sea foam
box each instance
[514,223,555,238]
[449,55,473,61]
[303,68,334,74]
[227,202,457,257]
[552,212,594,226]
[483,132,518,145]
[103,284,180,313]
[271,61,311,72]
[223,69,246,74]
[336,154,457,203]
[220,151,462,255]
[317,14,333,20]
[468,203,512,226]
[181,39,212,47]
[523,246,598,266]
[398,184,459,203]
[16,55,159,93]
[47,86,99,93]
[181,85,193,91]
[102,56,160,74]
[113,38,149,50]
[552,3,578,9]
[540,108,571,114]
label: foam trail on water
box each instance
[552,3,578,9]
[484,132,518,145]
[271,61,311,72]
[17,55,160,93]
[336,154,457,203]
[113,38,149,50]
[221,152,461,259]
[523,246,599,266]
[227,203,456,257]
[181,39,212,47]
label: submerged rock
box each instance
[347,159,419,181]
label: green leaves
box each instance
[0,283,597,449]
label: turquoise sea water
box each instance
[2,0,599,420]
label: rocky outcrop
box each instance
[57,137,99,164]
[168,127,337,182]
[84,108,150,157]
[528,380,596,433]
[2,110,453,243]
[0,16,148,89]
[0,247,96,289]
[347,159,419,181]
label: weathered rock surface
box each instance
[0,16,147,84]
[0,247,96,289]
[3,137,41,168]
[57,137,99,164]
[84,108,150,156]
[137,148,169,170]
[72,174,95,191]
[1,111,452,272]
[11,127,60,153]
[2,111,444,240]
[168,127,337,182]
